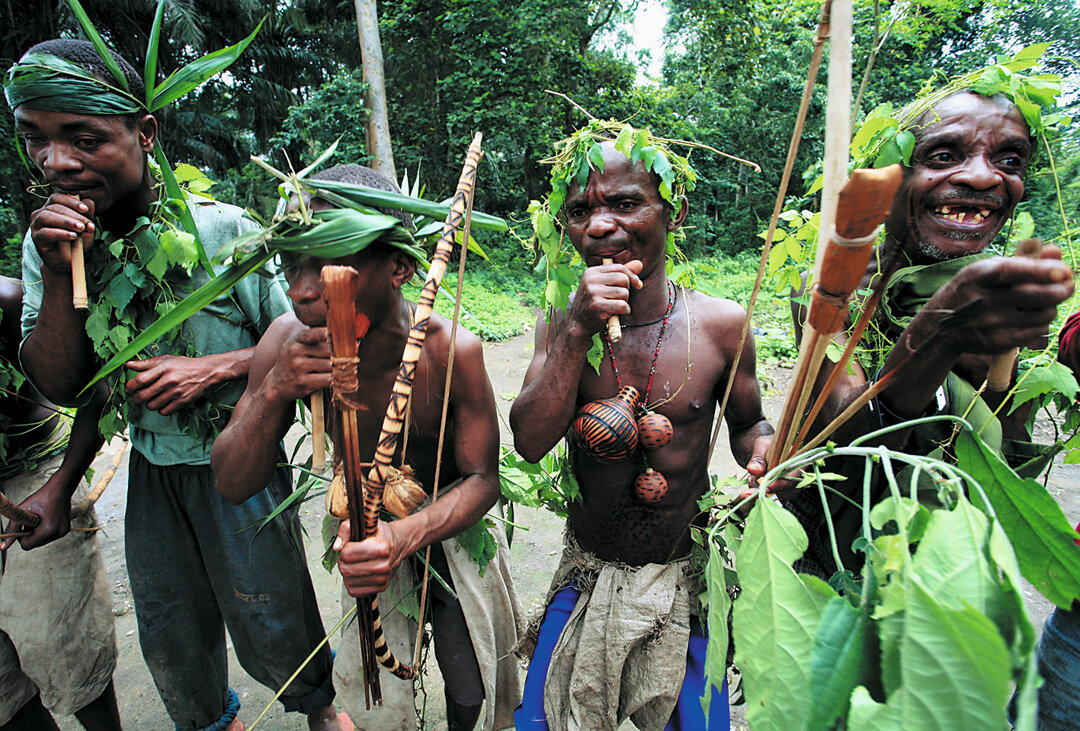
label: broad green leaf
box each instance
[807,596,868,730]
[143,0,165,105]
[733,498,834,731]
[702,541,732,720]
[911,497,1009,629]
[82,250,274,391]
[877,578,1012,729]
[149,17,265,110]
[847,685,902,728]
[1009,360,1079,414]
[586,334,604,373]
[1015,42,1052,62]
[65,0,130,91]
[454,518,496,575]
[957,429,1080,608]
[305,179,507,231]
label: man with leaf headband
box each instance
[212,164,522,731]
[780,56,1075,578]
[8,36,345,731]
[510,123,776,730]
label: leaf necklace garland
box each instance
[83,167,231,441]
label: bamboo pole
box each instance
[707,0,832,465]
[310,391,326,472]
[765,0,853,469]
[602,257,622,343]
[0,493,41,528]
[72,194,89,309]
[323,267,385,706]
[987,238,1043,391]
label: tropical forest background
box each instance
[1,0,1078,350]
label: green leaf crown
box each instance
[851,43,1064,172]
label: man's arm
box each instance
[805,250,1074,447]
[337,330,501,597]
[510,261,643,462]
[212,315,329,504]
[125,349,256,416]
[20,195,98,402]
[0,383,107,551]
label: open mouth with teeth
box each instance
[930,204,995,226]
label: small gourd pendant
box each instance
[637,411,673,450]
[571,385,641,463]
[635,467,669,504]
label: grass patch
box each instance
[405,263,540,342]
[691,252,798,364]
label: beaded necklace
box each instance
[602,280,676,411]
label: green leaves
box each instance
[806,597,868,730]
[732,497,833,731]
[956,429,1080,608]
[454,518,497,574]
[148,18,265,111]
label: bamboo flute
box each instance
[310,391,326,472]
[72,194,89,310]
[602,258,623,342]
[987,238,1043,391]
[765,0,853,468]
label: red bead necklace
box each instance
[602,279,677,408]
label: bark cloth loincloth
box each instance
[518,530,702,731]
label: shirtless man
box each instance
[783,90,1074,576]
[510,136,774,730]
[212,165,521,731]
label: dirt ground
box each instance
[50,330,1080,730]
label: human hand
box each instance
[262,327,331,405]
[929,247,1073,354]
[735,434,801,507]
[568,259,644,336]
[0,480,71,551]
[334,520,407,597]
[29,194,95,274]
[125,354,219,415]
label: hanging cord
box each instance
[708,0,833,465]
[412,164,480,668]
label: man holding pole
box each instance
[510,124,775,730]
[211,164,522,731]
[782,87,1074,577]
[7,39,344,730]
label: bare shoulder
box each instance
[259,311,305,351]
[424,310,485,365]
[683,287,747,340]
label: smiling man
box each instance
[783,90,1075,577]
[7,39,345,730]
[510,131,774,730]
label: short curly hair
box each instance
[23,38,145,119]
[311,164,413,228]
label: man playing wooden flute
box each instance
[509,126,776,730]
[7,39,345,730]
[0,276,121,730]
[211,164,522,731]
[782,87,1075,577]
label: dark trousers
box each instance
[126,451,334,729]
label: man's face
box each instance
[13,107,154,216]
[886,92,1031,262]
[563,142,685,278]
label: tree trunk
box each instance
[354,0,396,182]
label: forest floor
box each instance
[54,330,1078,730]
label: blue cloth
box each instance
[515,584,730,730]
[1034,606,1080,731]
